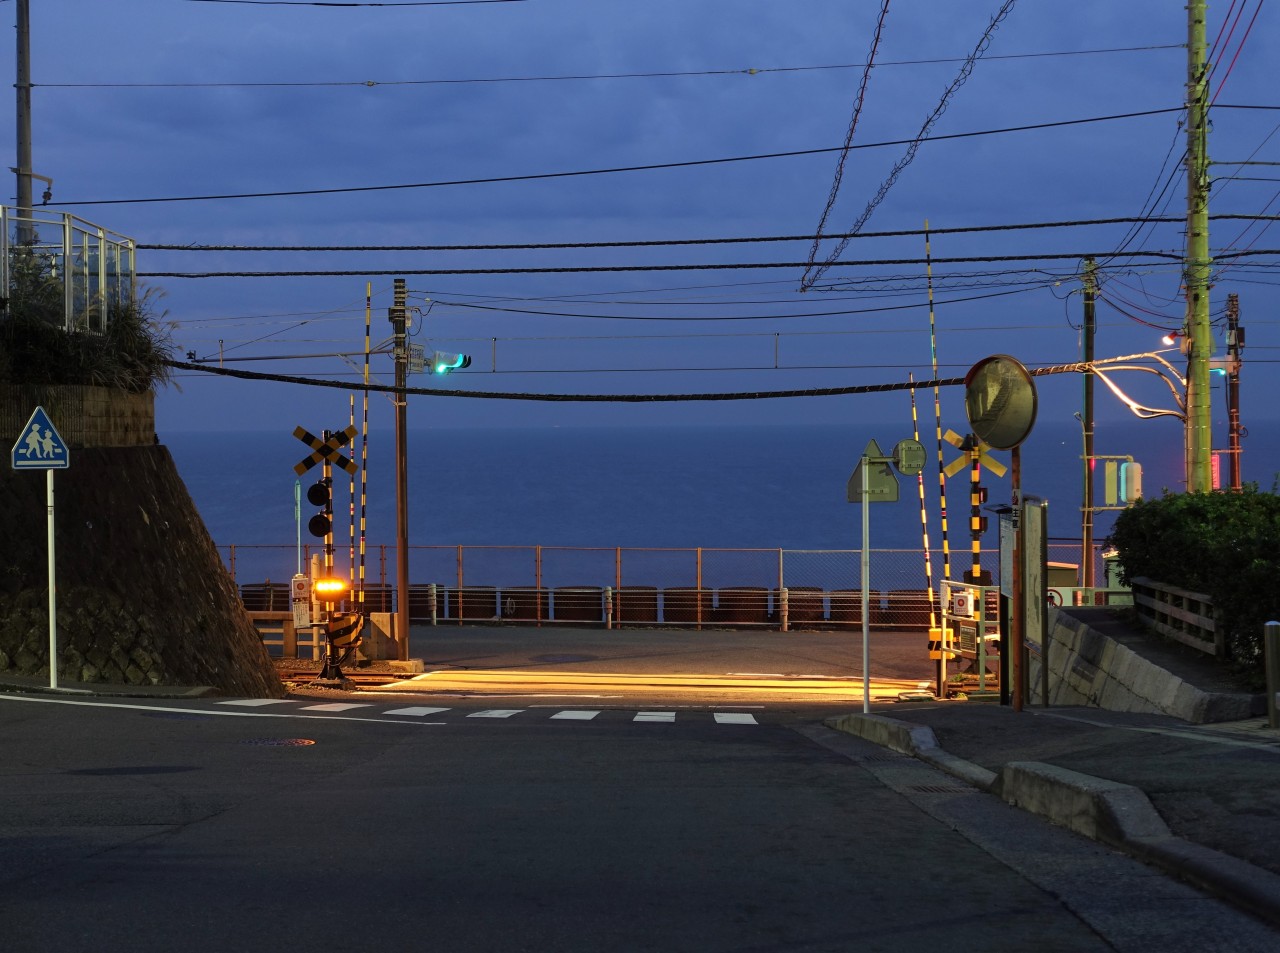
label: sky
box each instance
[5,0,1279,451]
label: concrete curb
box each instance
[0,682,218,700]
[825,712,998,789]
[825,711,1280,929]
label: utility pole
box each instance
[390,278,410,661]
[1225,293,1243,491]
[1080,258,1097,591]
[1184,0,1213,493]
[15,0,34,237]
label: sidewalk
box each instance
[828,607,1280,927]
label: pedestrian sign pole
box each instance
[10,406,71,690]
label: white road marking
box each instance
[634,711,676,722]
[551,710,600,720]
[301,703,371,712]
[217,699,293,707]
[713,712,758,725]
[383,707,452,717]
[467,709,524,719]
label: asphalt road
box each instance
[3,691,1277,952]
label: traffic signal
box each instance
[306,477,332,538]
[430,350,471,374]
[1120,462,1143,503]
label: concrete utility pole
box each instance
[15,0,34,229]
[1081,258,1096,591]
[390,278,411,661]
[1184,0,1214,493]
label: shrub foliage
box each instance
[2,247,174,392]
[1107,488,1280,677]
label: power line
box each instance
[36,45,1185,90]
[163,358,1088,402]
[420,285,1051,322]
[139,214,1280,253]
[140,250,1197,279]
[184,1,525,6]
[51,107,1183,207]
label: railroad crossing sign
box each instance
[293,424,358,476]
[10,406,70,470]
[942,429,1007,479]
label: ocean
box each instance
[164,418,1279,595]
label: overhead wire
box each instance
[49,107,1184,208]
[36,45,1185,90]
[805,0,892,278]
[802,0,1020,289]
[162,358,1091,402]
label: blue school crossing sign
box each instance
[10,406,70,470]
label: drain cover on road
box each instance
[240,738,317,747]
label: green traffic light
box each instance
[431,351,471,374]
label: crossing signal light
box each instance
[430,350,471,374]
[313,576,348,604]
[307,477,332,538]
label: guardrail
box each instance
[2,206,136,332]
[228,542,1106,631]
[1131,576,1224,657]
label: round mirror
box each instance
[964,354,1037,450]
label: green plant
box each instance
[1107,487,1280,680]
[1,280,174,393]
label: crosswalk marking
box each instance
[206,699,761,725]
[301,703,371,712]
[383,707,452,717]
[634,711,676,723]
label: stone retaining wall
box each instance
[1027,606,1257,723]
[0,444,282,697]
[1,385,155,448]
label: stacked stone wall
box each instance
[0,444,282,697]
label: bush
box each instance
[1,285,174,393]
[1107,487,1280,680]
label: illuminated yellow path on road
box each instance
[368,670,934,701]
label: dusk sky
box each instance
[7,0,1278,442]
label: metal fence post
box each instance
[1266,621,1280,730]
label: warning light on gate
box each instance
[313,576,348,604]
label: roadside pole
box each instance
[850,438,924,712]
[865,450,875,711]
[45,468,56,689]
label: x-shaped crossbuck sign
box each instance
[942,429,1007,480]
[293,424,359,476]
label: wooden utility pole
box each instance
[390,278,411,660]
[1184,0,1213,493]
